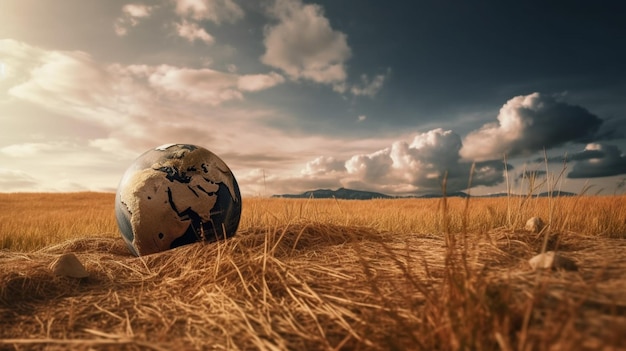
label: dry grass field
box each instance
[1,192,626,350]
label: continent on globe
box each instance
[115,144,242,256]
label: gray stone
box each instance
[50,253,88,278]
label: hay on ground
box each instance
[1,224,625,350]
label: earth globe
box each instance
[115,144,242,256]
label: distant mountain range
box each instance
[273,187,393,200]
[272,187,577,200]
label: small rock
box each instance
[528,251,578,271]
[525,217,545,233]
[50,253,89,278]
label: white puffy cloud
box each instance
[261,0,351,85]
[345,148,394,183]
[568,143,626,178]
[301,156,346,176]
[172,0,243,45]
[112,1,243,46]
[114,3,153,36]
[175,20,215,44]
[173,0,244,24]
[260,0,389,96]
[360,129,472,193]
[287,128,507,196]
[461,92,603,161]
[237,72,285,92]
[146,65,243,104]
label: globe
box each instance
[115,144,242,256]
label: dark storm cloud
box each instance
[539,150,605,164]
[467,160,512,190]
[537,143,626,178]
[517,170,547,180]
[595,117,626,141]
[567,144,626,179]
[461,93,604,161]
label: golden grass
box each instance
[1,193,626,350]
[0,192,118,251]
[2,193,625,252]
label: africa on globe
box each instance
[115,144,242,256]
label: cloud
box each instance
[114,3,153,36]
[260,0,388,97]
[567,143,626,178]
[237,72,285,92]
[0,140,131,192]
[540,150,605,164]
[345,148,393,184]
[350,72,388,97]
[357,115,367,122]
[283,128,508,195]
[5,40,281,112]
[173,0,244,24]
[536,142,626,179]
[0,142,56,157]
[301,156,346,176]
[2,40,292,161]
[145,65,243,104]
[0,40,41,81]
[5,39,386,194]
[0,168,39,190]
[238,167,343,196]
[461,93,603,161]
[261,0,351,85]
[380,128,506,194]
[7,46,117,123]
[175,20,215,44]
[142,65,285,102]
[517,169,547,180]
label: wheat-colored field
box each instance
[1,193,626,350]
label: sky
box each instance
[1,0,626,197]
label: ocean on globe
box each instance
[115,144,242,256]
